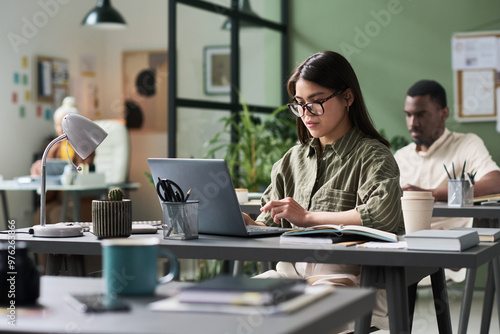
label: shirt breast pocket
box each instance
[311,188,356,212]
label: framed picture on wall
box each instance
[204,46,230,95]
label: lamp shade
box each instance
[62,114,108,160]
[82,0,126,29]
[222,0,260,30]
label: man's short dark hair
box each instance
[407,80,447,109]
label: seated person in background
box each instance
[394,80,500,230]
[31,97,95,223]
[243,51,404,333]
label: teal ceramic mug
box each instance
[101,238,178,296]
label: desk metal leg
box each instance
[385,266,411,333]
[233,260,244,276]
[72,193,81,222]
[1,190,8,229]
[430,268,453,334]
[408,282,418,327]
[61,192,69,222]
[61,192,82,223]
[480,263,495,334]
[67,255,85,276]
[493,257,500,332]
[46,254,63,275]
[458,267,477,334]
[354,266,374,334]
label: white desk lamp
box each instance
[32,114,108,237]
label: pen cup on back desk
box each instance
[448,180,474,207]
[161,200,199,240]
[401,191,434,234]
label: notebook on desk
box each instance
[148,158,290,237]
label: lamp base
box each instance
[31,223,83,238]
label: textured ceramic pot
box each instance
[92,199,132,239]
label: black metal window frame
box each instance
[167,0,289,157]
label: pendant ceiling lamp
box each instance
[222,0,260,30]
[82,0,127,30]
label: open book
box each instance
[282,224,398,243]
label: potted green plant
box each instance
[92,188,132,239]
[204,99,296,192]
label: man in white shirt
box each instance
[394,80,500,230]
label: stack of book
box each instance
[149,275,334,315]
[405,229,480,251]
[452,227,500,242]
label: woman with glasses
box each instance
[243,51,404,332]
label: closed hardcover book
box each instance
[282,224,398,242]
[452,227,500,242]
[280,234,368,246]
[405,230,480,251]
[150,285,334,315]
[177,275,306,306]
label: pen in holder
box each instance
[161,200,199,240]
[448,179,474,207]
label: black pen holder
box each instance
[161,201,199,240]
[448,180,473,207]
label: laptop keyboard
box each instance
[71,221,162,232]
[246,225,291,232]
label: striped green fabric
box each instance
[257,127,405,234]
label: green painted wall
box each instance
[288,0,500,163]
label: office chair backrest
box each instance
[93,119,130,184]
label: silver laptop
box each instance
[148,158,290,237]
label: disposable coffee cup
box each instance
[235,188,249,204]
[401,191,434,234]
[402,191,434,200]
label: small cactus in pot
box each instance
[92,188,132,239]
[108,187,124,201]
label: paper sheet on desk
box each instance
[357,241,407,249]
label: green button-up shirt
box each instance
[257,127,404,234]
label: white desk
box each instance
[2,230,478,334]
[0,276,376,334]
[0,180,139,228]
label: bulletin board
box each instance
[35,55,69,106]
[452,31,500,122]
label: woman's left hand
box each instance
[260,197,309,226]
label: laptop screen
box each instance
[148,158,249,236]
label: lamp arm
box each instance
[40,134,67,227]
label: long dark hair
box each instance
[287,51,389,147]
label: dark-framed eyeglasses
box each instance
[287,89,345,117]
